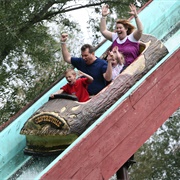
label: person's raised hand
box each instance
[112,46,119,53]
[129,4,138,17]
[102,4,110,17]
[107,51,114,62]
[78,70,84,77]
[61,33,68,42]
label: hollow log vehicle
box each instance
[20,34,169,155]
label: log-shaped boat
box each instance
[20,34,168,155]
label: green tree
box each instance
[129,109,180,179]
[0,0,82,124]
[0,0,148,124]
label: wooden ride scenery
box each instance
[20,34,168,155]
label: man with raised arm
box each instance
[60,33,112,95]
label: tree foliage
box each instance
[0,0,149,124]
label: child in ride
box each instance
[50,68,93,102]
[107,46,125,80]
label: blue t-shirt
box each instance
[71,57,107,95]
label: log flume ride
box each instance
[20,34,168,155]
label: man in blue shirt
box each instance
[60,33,112,95]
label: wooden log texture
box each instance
[21,34,168,136]
[40,47,180,180]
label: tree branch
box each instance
[22,0,129,26]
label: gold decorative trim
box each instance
[32,112,68,129]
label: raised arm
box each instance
[103,58,112,82]
[129,4,143,41]
[78,70,94,83]
[100,5,113,41]
[60,33,71,64]
[113,46,125,65]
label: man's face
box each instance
[81,49,94,65]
